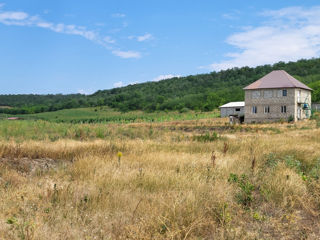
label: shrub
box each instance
[228,173,255,207]
[179,107,190,113]
[288,115,294,123]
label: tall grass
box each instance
[0,117,320,239]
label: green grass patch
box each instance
[6,107,219,124]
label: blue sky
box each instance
[1,0,320,94]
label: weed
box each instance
[223,142,229,155]
[252,211,264,221]
[6,216,35,240]
[216,203,232,226]
[117,151,123,166]
[284,155,302,172]
[265,153,280,168]
[288,115,294,123]
[309,158,320,180]
[211,150,216,168]
[193,132,219,142]
[228,173,255,207]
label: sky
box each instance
[1,0,320,94]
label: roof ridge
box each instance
[283,71,312,89]
[243,70,312,91]
[282,71,295,87]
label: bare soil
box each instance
[0,157,60,175]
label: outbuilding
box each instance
[219,101,245,117]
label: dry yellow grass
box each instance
[0,117,320,239]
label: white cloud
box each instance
[222,13,236,20]
[0,7,141,59]
[112,13,126,18]
[0,3,5,8]
[128,81,139,85]
[112,50,141,59]
[103,36,115,44]
[137,33,153,42]
[261,6,320,23]
[222,10,241,20]
[78,89,94,95]
[206,6,320,71]
[0,11,29,21]
[113,81,124,88]
[152,74,181,82]
[113,80,139,88]
[129,33,153,42]
[0,10,99,41]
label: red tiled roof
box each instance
[244,70,312,91]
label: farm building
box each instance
[243,70,312,123]
[219,102,245,117]
[219,70,313,123]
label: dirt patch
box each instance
[0,158,60,175]
[224,134,237,139]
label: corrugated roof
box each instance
[243,70,312,91]
[219,101,245,108]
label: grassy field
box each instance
[0,107,220,124]
[0,114,320,239]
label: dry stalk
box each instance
[211,151,216,168]
[223,142,229,155]
[131,198,143,221]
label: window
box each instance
[252,91,260,99]
[252,106,257,114]
[281,106,287,113]
[264,90,273,98]
[282,89,287,97]
[264,106,270,113]
[235,108,240,112]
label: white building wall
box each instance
[220,107,244,117]
[294,88,312,120]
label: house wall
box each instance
[244,88,312,123]
[294,88,312,120]
[220,107,244,117]
[244,88,295,123]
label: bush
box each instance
[288,115,294,123]
[179,107,190,113]
[228,173,255,207]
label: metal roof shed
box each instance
[219,101,245,117]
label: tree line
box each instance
[1,58,320,114]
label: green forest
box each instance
[1,58,320,114]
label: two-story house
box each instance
[244,70,312,123]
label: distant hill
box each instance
[1,58,320,114]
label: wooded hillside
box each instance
[1,58,320,114]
